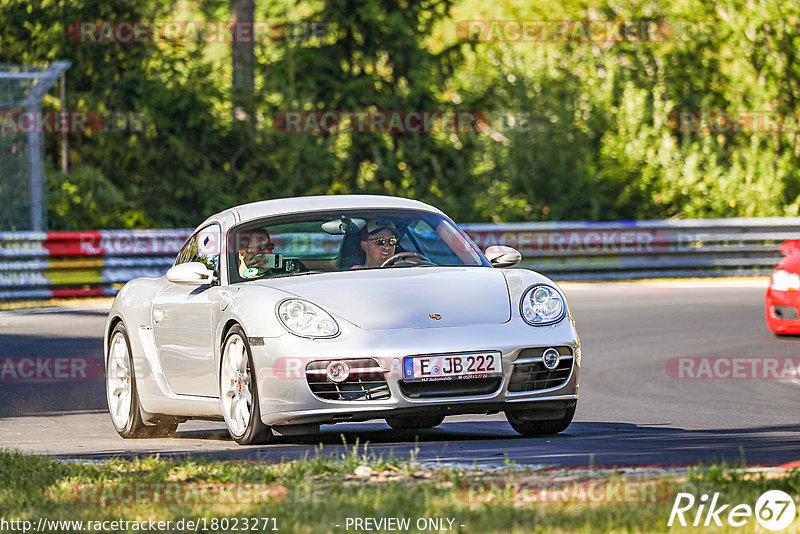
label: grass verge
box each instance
[1,448,799,533]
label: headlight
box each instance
[277,299,339,338]
[520,285,566,326]
[771,270,800,291]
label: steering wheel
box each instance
[380,252,432,268]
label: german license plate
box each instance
[403,352,501,381]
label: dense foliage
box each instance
[0,0,798,229]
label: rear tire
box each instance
[220,325,274,445]
[386,415,445,430]
[106,322,178,438]
[505,405,576,437]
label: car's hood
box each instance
[254,267,511,330]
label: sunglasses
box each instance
[368,237,398,247]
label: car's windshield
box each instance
[227,209,489,283]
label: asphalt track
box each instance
[1,279,798,468]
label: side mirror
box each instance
[166,262,217,284]
[779,239,800,255]
[485,245,522,268]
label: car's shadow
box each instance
[173,421,521,444]
[74,420,800,468]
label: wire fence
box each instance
[0,62,70,231]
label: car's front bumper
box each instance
[250,316,580,426]
[765,287,800,334]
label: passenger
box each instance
[237,229,276,278]
[353,219,399,269]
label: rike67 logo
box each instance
[669,490,796,531]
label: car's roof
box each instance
[203,195,445,227]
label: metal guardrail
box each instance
[0,218,796,299]
[0,230,190,299]
[462,217,799,280]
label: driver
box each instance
[353,219,399,269]
[237,229,277,278]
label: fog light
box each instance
[542,348,560,370]
[326,361,350,383]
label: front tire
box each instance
[106,322,178,438]
[386,415,445,430]
[220,325,273,445]
[505,405,576,437]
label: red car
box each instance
[765,239,800,335]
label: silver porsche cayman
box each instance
[104,195,580,444]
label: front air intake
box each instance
[508,347,573,392]
[305,358,390,401]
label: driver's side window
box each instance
[404,220,458,264]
